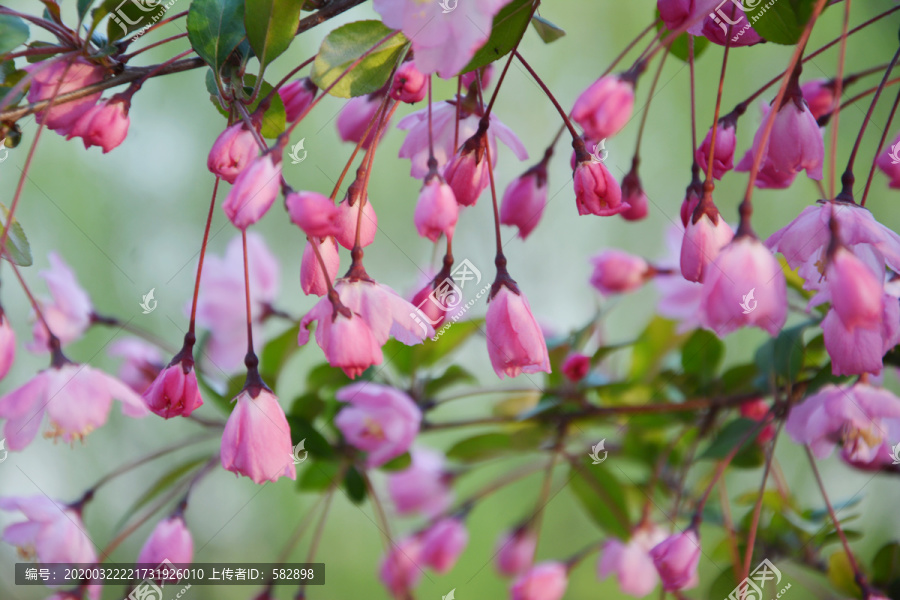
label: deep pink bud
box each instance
[380,536,422,598]
[0,313,16,381]
[486,286,551,379]
[286,191,342,237]
[415,177,458,241]
[391,61,427,103]
[335,383,421,467]
[574,160,626,216]
[801,79,835,120]
[620,172,649,221]
[222,154,282,229]
[571,75,635,141]
[696,120,736,180]
[826,247,884,331]
[337,94,388,149]
[680,204,734,282]
[443,141,490,207]
[419,518,468,574]
[510,562,568,600]
[561,354,591,382]
[500,166,548,239]
[387,447,453,517]
[301,237,340,297]
[876,132,900,189]
[680,187,701,228]
[142,359,203,419]
[649,530,701,591]
[740,399,775,444]
[70,98,130,153]
[137,516,193,566]
[495,528,537,577]
[335,197,378,249]
[27,57,104,135]
[589,250,649,295]
[207,123,259,184]
[744,98,824,182]
[278,78,316,122]
[221,388,296,484]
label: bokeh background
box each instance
[2,1,900,598]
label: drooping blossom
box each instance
[571,75,635,141]
[680,196,734,283]
[0,362,148,450]
[379,536,423,598]
[137,515,193,565]
[655,225,704,332]
[657,0,724,33]
[27,57,104,135]
[387,447,453,517]
[786,383,900,468]
[562,353,591,382]
[500,162,549,239]
[337,93,389,149]
[802,79,836,120]
[649,529,701,591]
[443,133,490,207]
[285,191,342,238]
[589,250,650,295]
[486,285,551,379]
[373,0,514,78]
[68,98,130,153]
[28,252,93,353]
[620,170,649,221]
[390,61,427,104]
[736,149,800,189]
[495,528,537,577]
[221,387,296,484]
[397,101,527,178]
[108,338,162,394]
[141,348,203,419]
[334,383,421,468]
[222,153,283,229]
[418,518,468,573]
[0,312,16,381]
[695,0,764,46]
[696,118,737,180]
[573,159,626,216]
[821,292,900,377]
[335,197,378,249]
[278,78,316,122]
[598,523,668,597]
[194,233,280,372]
[875,131,900,189]
[0,496,97,564]
[207,123,259,184]
[414,176,458,241]
[301,237,340,297]
[821,246,884,331]
[510,562,568,600]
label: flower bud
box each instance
[278,78,317,122]
[208,123,259,184]
[390,61,427,103]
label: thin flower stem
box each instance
[189,178,220,333]
[300,484,337,584]
[828,0,851,199]
[262,54,317,109]
[861,82,900,207]
[234,100,268,150]
[427,75,435,165]
[703,36,732,186]
[327,93,391,201]
[241,230,254,355]
[718,479,743,583]
[361,470,393,550]
[528,425,566,557]
[741,421,783,583]
[353,100,399,253]
[120,32,189,61]
[90,313,179,355]
[483,0,539,120]
[688,36,698,161]
[11,264,56,347]
[833,77,900,116]
[483,127,504,258]
[634,47,669,160]
[513,51,581,143]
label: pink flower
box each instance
[495,528,537,577]
[334,383,421,468]
[699,235,787,337]
[680,202,734,283]
[390,61,427,104]
[300,307,383,378]
[655,225,704,332]
[500,165,548,239]
[0,312,16,381]
[337,94,388,149]
[696,120,736,180]
[29,252,93,352]
[419,518,468,574]
[736,149,800,189]
[335,197,378,249]
[278,78,316,122]
[415,177,458,241]
[221,388,296,484]
[741,399,775,444]
[373,0,514,78]
[657,0,721,32]
[802,79,836,120]
[571,75,635,141]
[108,338,162,394]
[68,98,130,153]
[589,250,649,295]
[696,1,764,46]
[285,191,342,238]
[510,562,568,600]
[0,363,148,450]
[650,529,701,591]
[876,132,900,189]
[0,496,97,564]
[142,359,203,419]
[741,98,824,182]
[562,353,591,382]
[27,57,104,135]
[387,447,453,517]
[443,138,490,207]
[194,233,280,372]
[397,101,527,179]
[598,524,668,597]
[379,536,423,598]
[620,172,649,221]
[822,291,900,377]
[301,237,340,297]
[222,154,282,229]
[824,247,884,331]
[486,286,551,379]
[137,516,193,565]
[574,160,626,216]
[786,383,900,466]
[207,123,259,184]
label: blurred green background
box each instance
[1,1,900,599]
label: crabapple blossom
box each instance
[387,447,453,517]
[562,353,591,382]
[619,171,649,221]
[510,562,568,600]
[207,123,259,184]
[485,286,551,379]
[141,358,203,419]
[334,383,421,468]
[589,250,650,295]
[27,57,104,135]
[108,338,162,394]
[571,75,635,141]
[696,1,764,46]
[443,135,491,207]
[500,164,548,239]
[741,399,775,444]
[419,518,468,573]
[598,523,668,597]
[301,237,341,297]
[875,131,900,189]
[821,292,900,377]
[0,313,15,381]
[414,176,458,241]
[390,60,427,104]
[222,153,283,229]
[649,529,701,591]
[680,199,734,282]
[285,191,342,238]
[137,515,193,565]
[495,528,537,577]
[0,495,97,564]
[573,159,626,216]
[221,388,296,484]
[337,93,388,149]
[379,536,423,598]
[335,197,378,249]
[696,119,737,180]
[69,98,130,152]
[802,78,836,120]
[28,252,92,352]
[278,78,316,122]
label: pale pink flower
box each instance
[373,0,514,78]
[598,524,668,597]
[222,154,282,229]
[486,286,551,379]
[285,191,342,238]
[337,94,388,149]
[495,528,537,577]
[415,177,458,241]
[379,536,423,598]
[387,447,453,517]
[0,313,16,381]
[680,202,734,283]
[221,388,296,484]
[824,247,884,331]
[335,197,378,249]
[0,495,97,564]
[207,123,259,184]
[137,516,193,565]
[649,529,701,591]
[29,253,93,353]
[655,225,704,332]
[822,290,900,377]
[390,61,427,104]
[736,149,800,189]
[69,98,130,153]
[419,518,468,574]
[108,338,162,394]
[574,160,626,216]
[740,98,824,181]
[589,250,649,295]
[299,306,383,378]
[278,78,316,122]
[334,383,421,468]
[562,353,591,382]
[510,562,568,600]
[876,131,900,189]
[696,120,737,180]
[500,165,548,239]
[301,237,340,297]
[571,75,635,141]
[0,363,148,450]
[27,57,104,135]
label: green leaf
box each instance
[115,456,209,530]
[311,20,407,98]
[446,428,546,463]
[306,362,352,390]
[629,317,684,380]
[77,0,95,23]
[463,0,533,73]
[380,452,411,471]
[654,10,709,62]
[531,15,565,44]
[872,542,900,587]
[298,460,339,492]
[0,15,29,56]
[751,0,819,45]
[700,418,762,462]
[0,63,27,107]
[286,415,334,459]
[260,324,300,383]
[708,568,739,600]
[568,464,631,538]
[681,329,724,380]
[384,319,483,376]
[828,552,861,597]
[0,203,32,267]
[208,72,287,139]
[187,0,247,78]
[424,365,477,397]
[755,324,806,383]
[245,0,303,73]
[343,466,367,504]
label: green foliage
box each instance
[244,0,304,73]
[755,323,807,384]
[260,324,301,384]
[463,0,533,73]
[206,70,287,138]
[384,319,483,376]
[0,202,33,267]
[681,329,725,385]
[310,20,408,98]
[446,428,546,463]
[0,15,29,56]
[343,466,367,504]
[77,0,95,23]
[629,317,685,380]
[530,15,565,44]
[654,10,709,62]
[424,365,477,397]
[115,456,210,530]
[750,0,820,45]
[568,463,632,538]
[872,542,900,596]
[187,0,247,79]
[700,418,765,468]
